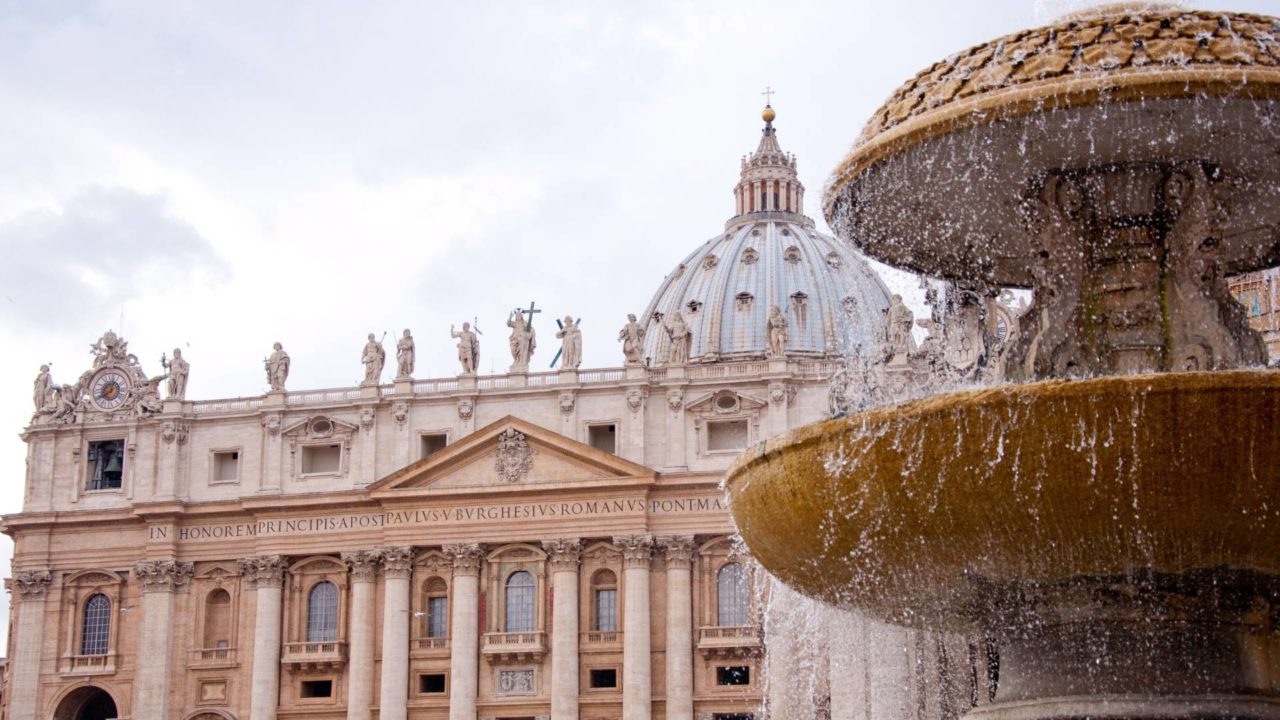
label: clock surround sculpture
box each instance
[727,6,1280,720]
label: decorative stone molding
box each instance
[391,400,409,426]
[262,413,282,436]
[457,398,474,421]
[666,388,684,412]
[443,543,484,576]
[237,555,287,588]
[359,407,375,432]
[134,560,195,592]
[626,387,647,413]
[342,549,382,582]
[494,428,533,484]
[380,546,413,579]
[496,667,537,696]
[541,539,581,573]
[12,569,51,601]
[613,534,654,569]
[558,391,576,415]
[657,535,696,569]
[161,421,189,445]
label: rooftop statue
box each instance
[396,329,415,380]
[361,333,385,386]
[163,349,189,400]
[265,342,290,392]
[664,311,692,366]
[506,309,536,373]
[765,305,788,359]
[556,315,582,370]
[451,322,479,375]
[618,313,645,366]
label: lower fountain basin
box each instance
[726,371,1280,629]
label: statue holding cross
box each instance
[506,302,540,373]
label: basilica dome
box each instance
[640,106,891,364]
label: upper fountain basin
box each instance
[725,371,1280,628]
[823,9,1280,287]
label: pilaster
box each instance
[614,534,653,720]
[543,539,582,720]
[133,560,193,720]
[445,543,483,720]
[379,546,413,720]
[8,570,51,720]
[241,555,287,720]
[659,537,696,720]
[344,550,382,720]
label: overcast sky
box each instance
[0,0,1274,648]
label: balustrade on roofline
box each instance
[186,358,837,417]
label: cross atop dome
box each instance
[729,92,805,228]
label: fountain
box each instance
[728,6,1280,720]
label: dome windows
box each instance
[826,251,842,269]
[687,300,703,314]
[791,292,810,326]
[784,246,802,264]
[735,292,754,312]
[741,248,759,265]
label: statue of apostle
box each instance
[451,322,480,374]
[396,329,415,380]
[765,305,788,358]
[33,364,51,412]
[506,309,536,373]
[665,311,692,365]
[265,342,290,391]
[361,333,386,386]
[165,348,190,400]
[556,315,583,369]
[618,313,646,365]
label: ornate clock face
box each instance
[91,371,130,410]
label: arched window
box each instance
[716,563,750,626]
[203,589,232,650]
[81,593,111,655]
[423,577,448,638]
[592,569,618,632]
[306,581,338,642]
[504,570,535,633]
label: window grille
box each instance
[594,589,618,632]
[81,594,111,655]
[306,581,339,642]
[504,571,535,632]
[427,596,448,638]
[716,563,750,626]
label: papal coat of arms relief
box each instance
[494,428,534,483]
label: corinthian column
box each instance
[659,537,695,720]
[445,543,484,720]
[8,570,51,720]
[240,555,287,720]
[614,534,653,720]
[133,560,194,720]
[379,547,413,720]
[343,550,382,720]
[543,539,582,720]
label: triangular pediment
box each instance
[369,416,655,494]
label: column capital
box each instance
[342,549,382,583]
[541,538,581,573]
[657,536,696,569]
[613,534,654,569]
[11,569,51,602]
[443,543,484,576]
[134,559,194,593]
[238,554,287,588]
[380,546,414,579]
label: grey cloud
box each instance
[0,186,230,328]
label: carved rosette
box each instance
[161,421,190,445]
[558,391,576,415]
[134,560,195,593]
[391,401,409,426]
[667,389,684,412]
[238,555,287,589]
[542,539,581,573]
[342,549,382,583]
[658,535,696,569]
[626,387,647,413]
[380,546,414,579]
[262,414,282,436]
[12,569,52,601]
[494,428,534,483]
[359,407,375,432]
[613,534,654,569]
[457,398,474,421]
[443,543,484,577]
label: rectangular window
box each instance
[420,433,448,460]
[717,666,751,686]
[300,444,341,475]
[589,668,618,689]
[707,420,749,452]
[419,673,447,694]
[87,439,125,490]
[212,450,240,483]
[587,424,616,454]
[427,596,448,637]
[594,589,617,632]
[299,679,333,698]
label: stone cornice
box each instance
[134,560,195,593]
[12,569,52,601]
[380,546,413,579]
[542,538,581,573]
[443,543,484,576]
[657,535,696,569]
[238,555,287,588]
[342,549,382,583]
[613,534,654,569]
